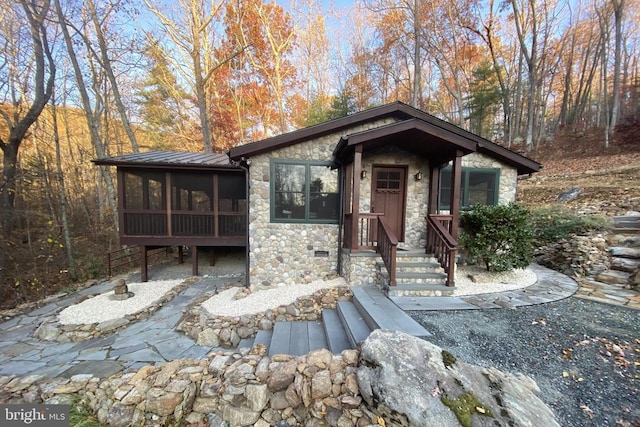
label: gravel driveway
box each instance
[408,297,639,427]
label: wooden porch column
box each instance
[428,163,440,214]
[450,150,463,240]
[165,172,172,236]
[351,145,363,252]
[192,245,199,276]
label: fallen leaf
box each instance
[580,404,595,419]
[377,415,386,427]
[476,406,486,414]
[562,371,569,378]
[562,349,573,360]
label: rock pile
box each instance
[534,233,610,278]
[0,332,559,427]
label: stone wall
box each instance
[177,286,352,348]
[246,121,519,288]
[247,118,397,287]
[0,331,559,427]
[339,250,380,287]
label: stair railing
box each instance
[426,215,457,286]
[377,216,398,286]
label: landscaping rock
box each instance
[357,329,559,427]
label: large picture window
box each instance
[439,167,500,210]
[271,160,339,223]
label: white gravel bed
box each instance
[58,280,183,325]
[202,277,347,317]
[453,266,537,296]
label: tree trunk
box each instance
[54,0,118,226]
[86,0,140,153]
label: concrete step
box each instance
[268,321,328,356]
[379,270,448,286]
[610,257,640,273]
[322,309,353,353]
[352,286,431,338]
[377,261,444,274]
[337,301,371,348]
[383,283,455,297]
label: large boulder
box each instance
[357,329,559,427]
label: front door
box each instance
[371,165,407,241]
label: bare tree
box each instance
[145,0,245,153]
[53,0,117,226]
[85,0,140,153]
[0,0,55,293]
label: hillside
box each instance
[517,123,640,215]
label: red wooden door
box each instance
[372,166,407,241]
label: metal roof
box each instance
[93,151,238,170]
[228,101,542,175]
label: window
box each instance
[271,160,339,223]
[123,171,165,210]
[439,167,500,210]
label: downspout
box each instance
[335,159,345,275]
[237,159,251,287]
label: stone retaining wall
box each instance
[178,286,353,348]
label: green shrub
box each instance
[529,206,607,245]
[459,203,534,272]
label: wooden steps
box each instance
[247,286,430,356]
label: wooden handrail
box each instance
[343,212,383,249]
[426,215,457,286]
[377,216,398,286]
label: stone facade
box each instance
[247,119,396,287]
[461,152,518,205]
[247,120,520,287]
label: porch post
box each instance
[450,150,463,240]
[428,163,440,214]
[192,245,199,276]
[351,145,363,252]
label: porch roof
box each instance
[227,101,542,176]
[93,151,240,171]
[333,118,476,167]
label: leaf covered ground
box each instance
[410,298,640,427]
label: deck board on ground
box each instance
[322,309,353,353]
[307,321,328,352]
[337,301,371,347]
[290,321,309,355]
[269,322,292,355]
[352,286,431,337]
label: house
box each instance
[95,102,541,293]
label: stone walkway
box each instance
[0,261,637,381]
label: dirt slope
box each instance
[517,124,640,213]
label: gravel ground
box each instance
[408,297,640,427]
[58,279,183,324]
[202,277,346,316]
